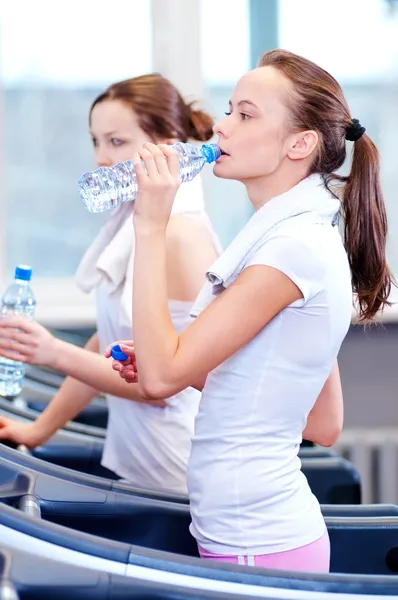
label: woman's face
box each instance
[90,99,152,167]
[212,66,294,184]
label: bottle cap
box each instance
[200,143,221,163]
[111,344,129,361]
[14,265,32,282]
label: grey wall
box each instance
[339,323,398,428]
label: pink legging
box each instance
[198,529,330,573]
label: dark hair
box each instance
[259,49,392,321]
[90,73,214,143]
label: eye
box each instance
[240,113,251,120]
[224,111,231,116]
[91,137,98,147]
[111,138,125,147]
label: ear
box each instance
[287,130,318,161]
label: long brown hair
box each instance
[90,73,214,143]
[259,49,392,321]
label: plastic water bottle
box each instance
[0,265,36,398]
[78,141,221,213]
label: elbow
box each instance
[140,378,172,401]
[314,423,343,448]
[303,414,343,448]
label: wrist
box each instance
[28,420,50,447]
[133,215,167,237]
[50,337,69,372]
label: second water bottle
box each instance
[0,265,36,398]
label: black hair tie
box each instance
[345,118,366,142]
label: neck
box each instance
[244,164,311,211]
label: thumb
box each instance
[119,344,136,357]
[0,426,11,439]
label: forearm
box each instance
[33,333,152,445]
[52,338,150,402]
[33,377,99,445]
[302,361,343,447]
[133,227,180,392]
[33,333,100,445]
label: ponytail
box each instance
[258,49,394,322]
[343,135,393,321]
[187,107,214,142]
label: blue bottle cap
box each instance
[200,143,221,164]
[111,344,129,361]
[14,265,32,282]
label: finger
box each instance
[112,356,133,370]
[158,144,181,180]
[137,146,159,179]
[120,365,137,378]
[0,337,31,354]
[120,366,138,381]
[124,373,138,383]
[119,344,136,357]
[0,329,35,345]
[0,348,29,362]
[0,416,12,427]
[143,143,170,177]
[112,362,123,372]
[132,152,148,185]
[0,316,35,333]
[105,340,134,358]
[120,371,137,383]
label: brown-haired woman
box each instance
[109,50,393,571]
[0,74,220,493]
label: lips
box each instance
[218,148,229,157]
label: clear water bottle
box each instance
[78,141,221,213]
[0,265,36,398]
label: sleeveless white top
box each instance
[76,177,220,493]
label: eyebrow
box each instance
[89,130,121,137]
[229,99,259,109]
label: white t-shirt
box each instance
[187,217,352,554]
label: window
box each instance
[0,0,152,324]
[279,0,398,304]
[201,0,253,250]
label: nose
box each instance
[95,146,113,168]
[213,114,231,139]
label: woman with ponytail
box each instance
[109,50,392,571]
[0,74,220,493]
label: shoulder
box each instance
[165,213,218,261]
[245,223,333,304]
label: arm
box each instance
[0,333,102,447]
[0,322,165,406]
[127,142,303,399]
[302,361,343,447]
[32,332,103,445]
[0,331,164,448]
[134,231,302,399]
[46,214,217,398]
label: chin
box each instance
[213,162,248,183]
[213,161,234,180]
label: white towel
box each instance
[191,174,341,318]
[75,175,210,298]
